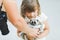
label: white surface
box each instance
[39,0,60,40]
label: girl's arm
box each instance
[3,0,39,38]
[38,20,50,38]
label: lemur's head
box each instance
[29,18,42,26]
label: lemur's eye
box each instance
[34,21,36,24]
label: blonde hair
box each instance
[21,0,41,18]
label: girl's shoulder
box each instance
[38,12,48,22]
[39,12,47,17]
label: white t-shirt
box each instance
[38,12,48,22]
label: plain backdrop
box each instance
[0,0,60,40]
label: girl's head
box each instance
[21,0,41,19]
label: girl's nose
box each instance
[31,12,37,18]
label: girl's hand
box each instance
[37,29,49,38]
[17,28,40,38]
[25,28,40,38]
[37,30,47,38]
[17,25,40,38]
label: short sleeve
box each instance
[39,12,48,22]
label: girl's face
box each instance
[25,10,38,19]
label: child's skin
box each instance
[17,9,49,40]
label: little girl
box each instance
[17,0,49,40]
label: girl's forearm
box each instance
[38,20,50,38]
[13,16,31,34]
[38,29,49,38]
